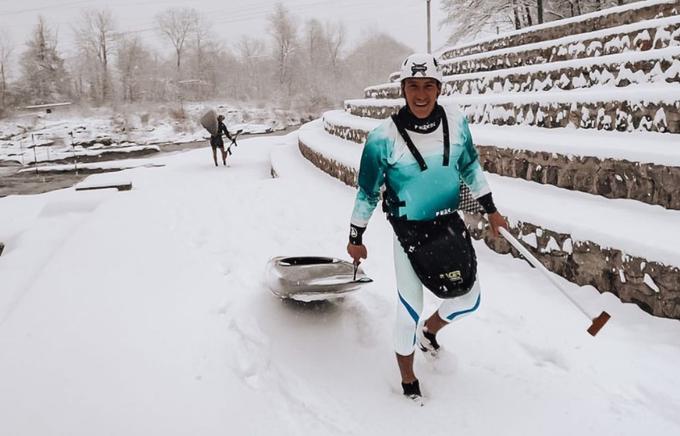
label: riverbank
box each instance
[0,126,299,197]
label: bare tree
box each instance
[117,34,147,102]
[442,0,638,43]
[157,8,199,76]
[0,30,13,110]
[524,1,534,26]
[324,21,345,74]
[304,19,324,67]
[74,9,116,103]
[546,0,633,19]
[300,19,345,92]
[237,36,266,64]
[344,32,412,94]
[440,0,518,44]
[190,13,211,99]
[237,36,267,99]
[268,3,297,94]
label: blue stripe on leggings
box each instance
[398,291,420,325]
[446,294,481,321]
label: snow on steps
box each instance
[439,15,680,76]
[439,0,679,60]
[346,85,680,133]
[366,46,680,98]
[322,109,680,165]
[297,120,680,318]
[322,109,680,210]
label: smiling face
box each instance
[402,78,441,119]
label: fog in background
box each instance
[0,0,645,118]
[0,1,432,117]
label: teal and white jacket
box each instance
[350,105,491,227]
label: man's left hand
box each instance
[487,211,508,238]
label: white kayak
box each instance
[265,256,373,302]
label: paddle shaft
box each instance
[498,227,610,336]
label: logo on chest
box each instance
[412,121,437,132]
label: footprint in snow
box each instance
[344,299,381,347]
[227,317,272,389]
[421,348,459,375]
[517,341,570,371]
[216,301,231,316]
[227,318,356,434]
[218,259,233,276]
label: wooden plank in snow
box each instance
[76,183,132,192]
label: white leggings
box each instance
[393,235,481,356]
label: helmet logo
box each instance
[411,62,428,76]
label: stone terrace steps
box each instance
[298,3,680,319]
[366,46,680,99]
[321,109,680,210]
[321,109,680,164]
[297,120,680,318]
[439,0,679,60]
[438,15,680,76]
[347,85,679,133]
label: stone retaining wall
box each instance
[440,1,680,60]
[298,139,357,188]
[298,135,680,319]
[463,213,680,319]
[366,53,680,98]
[322,119,368,144]
[347,99,680,133]
[478,146,680,210]
[321,119,680,209]
[441,19,680,75]
[445,54,680,95]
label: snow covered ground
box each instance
[1,132,679,435]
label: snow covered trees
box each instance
[0,30,13,113]
[440,0,641,44]
[0,3,409,116]
[18,16,71,105]
[74,9,116,104]
[268,3,297,95]
[116,35,148,103]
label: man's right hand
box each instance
[347,243,368,265]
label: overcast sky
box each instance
[0,0,449,57]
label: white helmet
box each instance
[399,53,443,83]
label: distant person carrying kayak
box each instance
[210,114,234,167]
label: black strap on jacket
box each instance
[441,107,450,166]
[391,105,450,172]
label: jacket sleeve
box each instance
[350,129,389,228]
[457,117,491,199]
